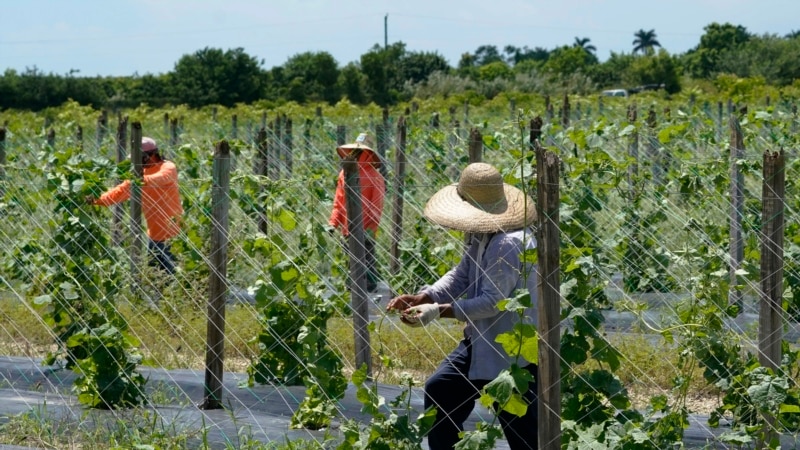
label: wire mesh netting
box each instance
[0,97,799,449]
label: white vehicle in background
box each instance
[602,89,629,97]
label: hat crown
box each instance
[142,137,158,152]
[457,163,505,210]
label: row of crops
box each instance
[1,92,800,448]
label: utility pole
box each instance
[384,14,388,49]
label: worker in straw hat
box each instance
[328,132,386,293]
[387,162,539,449]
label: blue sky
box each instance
[1,0,798,77]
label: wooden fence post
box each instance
[468,128,482,163]
[283,117,293,176]
[275,115,284,177]
[203,140,231,410]
[729,114,745,309]
[129,122,144,295]
[448,119,460,180]
[231,114,238,140]
[0,127,6,197]
[376,108,389,179]
[627,105,639,191]
[256,128,269,235]
[96,110,108,150]
[343,149,372,377]
[390,116,407,274]
[170,117,179,148]
[46,128,55,149]
[336,125,347,147]
[759,150,785,368]
[112,116,128,246]
[646,106,662,185]
[533,117,562,450]
[759,150,785,445]
[75,125,83,150]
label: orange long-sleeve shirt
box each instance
[328,150,385,235]
[94,160,183,241]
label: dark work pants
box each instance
[424,339,538,450]
[148,239,176,274]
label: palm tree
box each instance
[632,29,661,54]
[573,37,597,54]
[786,30,800,39]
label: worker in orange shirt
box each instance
[91,136,183,274]
[328,132,385,293]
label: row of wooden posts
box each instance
[194,116,565,449]
[9,92,797,160]
[201,109,787,447]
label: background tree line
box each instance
[1,22,799,112]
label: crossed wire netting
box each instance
[1,101,799,446]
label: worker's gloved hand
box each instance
[323,224,336,235]
[402,303,440,327]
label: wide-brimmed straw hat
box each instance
[337,132,375,158]
[423,162,536,233]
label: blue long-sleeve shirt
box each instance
[422,229,538,380]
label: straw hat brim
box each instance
[423,183,536,233]
[338,143,374,152]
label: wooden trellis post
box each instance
[729,114,745,309]
[0,127,6,197]
[468,128,482,163]
[283,117,293,175]
[759,149,785,446]
[231,114,238,140]
[256,127,269,235]
[75,125,83,150]
[112,116,128,246]
[342,147,372,377]
[96,110,108,151]
[376,108,389,179]
[169,117,179,148]
[203,140,231,410]
[129,122,144,293]
[390,116,407,274]
[336,124,346,146]
[275,116,284,177]
[627,104,639,193]
[759,150,785,369]
[46,128,55,149]
[646,106,662,185]
[532,117,561,450]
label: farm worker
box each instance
[327,132,386,293]
[386,162,539,450]
[91,136,183,274]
